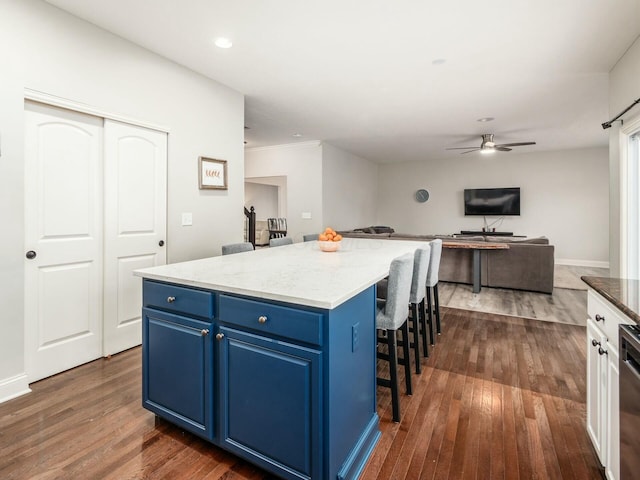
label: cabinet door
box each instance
[586,318,606,463]
[605,347,620,480]
[142,308,214,440]
[218,327,321,480]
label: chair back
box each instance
[222,242,254,255]
[378,252,413,330]
[425,239,442,287]
[303,233,318,242]
[269,237,293,247]
[410,245,431,304]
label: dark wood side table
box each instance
[442,241,510,293]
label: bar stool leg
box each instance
[386,330,400,422]
[418,299,429,358]
[426,287,435,347]
[410,303,421,373]
[400,320,412,395]
[434,283,441,335]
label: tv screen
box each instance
[464,187,520,216]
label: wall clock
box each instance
[415,189,430,203]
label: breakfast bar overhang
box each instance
[134,238,426,480]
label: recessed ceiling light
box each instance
[292,133,303,138]
[431,58,446,65]
[477,117,495,122]
[214,37,233,49]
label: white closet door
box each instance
[103,120,167,356]
[24,102,104,382]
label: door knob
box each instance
[26,250,37,259]
[159,240,165,247]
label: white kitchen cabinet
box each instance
[586,290,623,480]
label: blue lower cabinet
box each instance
[218,326,322,480]
[142,308,214,441]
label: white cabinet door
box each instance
[586,318,606,463]
[103,120,167,356]
[24,102,104,382]
[605,347,620,480]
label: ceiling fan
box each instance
[446,134,536,154]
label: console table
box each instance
[134,238,425,480]
[442,241,510,293]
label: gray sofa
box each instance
[339,228,555,294]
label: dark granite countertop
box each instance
[581,276,640,324]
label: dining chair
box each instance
[302,233,318,242]
[269,237,293,247]
[376,252,413,423]
[424,239,443,352]
[221,242,254,255]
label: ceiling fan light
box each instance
[479,147,495,155]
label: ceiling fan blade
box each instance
[495,142,536,148]
[495,146,512,152]
[460,148,480,154]
[446,146,478,150]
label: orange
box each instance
[333,234,342,242]
[319,233,328,241]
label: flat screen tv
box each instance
[464,187,520,216]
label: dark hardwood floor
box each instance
[0,308,602,480]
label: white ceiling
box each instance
[46,0,640,163]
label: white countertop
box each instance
[134,238,429,309]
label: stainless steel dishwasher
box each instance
[619,324,640,480]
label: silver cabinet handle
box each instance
[216,333,224,340]
[167,296,176,303]
[258,315,267,324]
[201,329,209,337]
[595,314,604,322]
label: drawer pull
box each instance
[595,314,604,322]
[591,339,601,348]
[201,329,209,337]
[258,315,268,324]
[598,346,608,356]
[167,296,176,303]
[216,333,224,341]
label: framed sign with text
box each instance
[199,157,228,190]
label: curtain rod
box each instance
[602,97,640,129]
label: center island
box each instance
[134,238,427,480]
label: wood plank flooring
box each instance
[0,308,602,480]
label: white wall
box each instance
[245,142,323,240]
[245,182,279,220]
[377,148,609,265]
[609,36,640,277]
[321,143,378,231]
[0,0,244,401]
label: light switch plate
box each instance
[182,213,193,226]
[302,212,312,219]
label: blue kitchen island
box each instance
[134,238,424,480]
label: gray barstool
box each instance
[376,252,413,423]
[269,237,293,247]
[377,245,431,373]
[302,233,318,242]
[221,242,254,255]
[424,239,443,351]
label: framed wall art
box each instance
[199,156,228,190]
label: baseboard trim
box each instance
[555,259,610,269]
[0,374,31,404]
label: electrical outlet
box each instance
[301,212,312,219]
[181,213,193,226]
[352,323,360,352]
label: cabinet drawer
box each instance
[588,290,627,351]
[143,280,215,319]
[219,294,322,346]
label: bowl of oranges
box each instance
[317,227,342,252]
